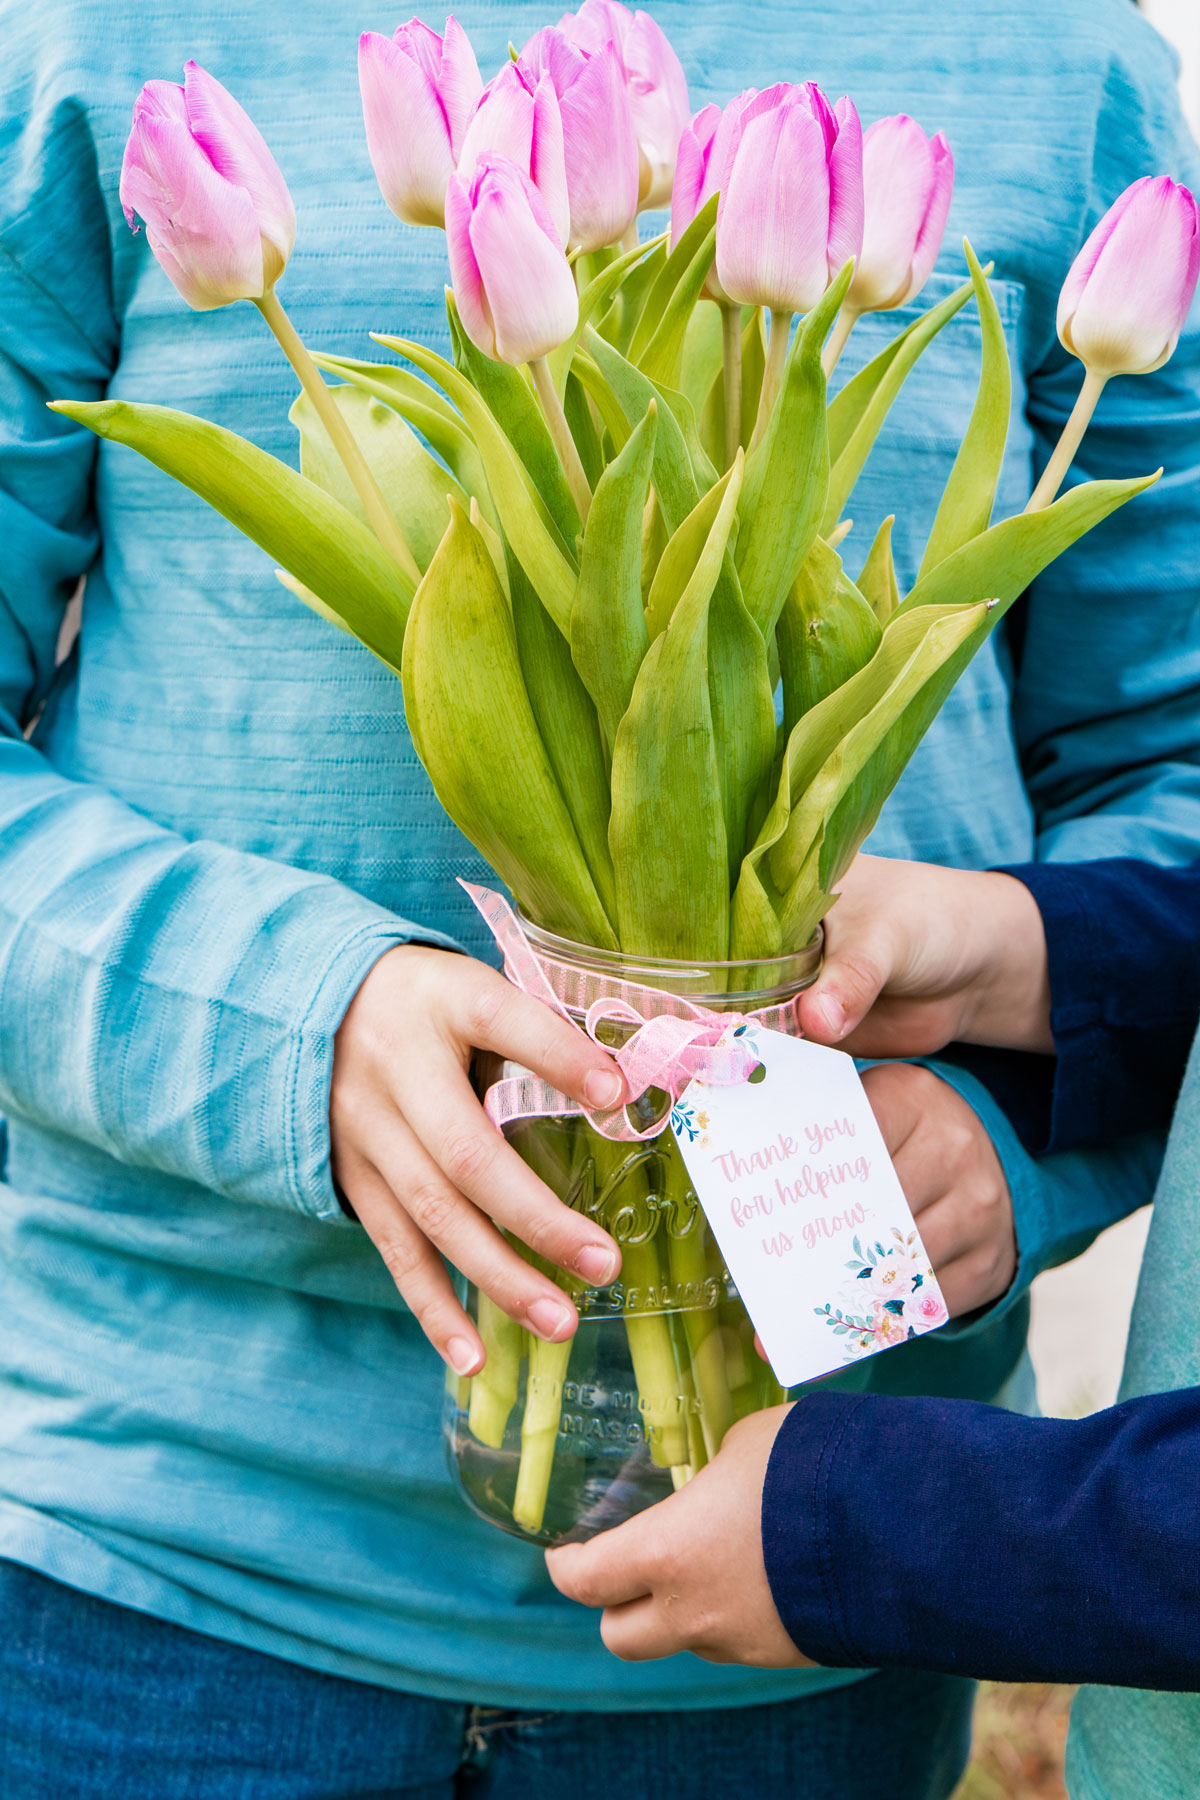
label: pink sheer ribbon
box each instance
[462,882,805,1143]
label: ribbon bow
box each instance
[462,882,801,1142]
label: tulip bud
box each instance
[849,116,954,314]
[457,61,571,249]
[1057,175,1200,377]
[518,27,639,253]
[670,91,768,303]
[359,16,483,228]
[445,155,579,365]
[119,62,296,310]
[559,1,690,210]
[716,82,864,316]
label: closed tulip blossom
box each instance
[456,60,570,249]
[122,63,419,580]
[119,61,296,309]
[518,27,639,253]
[842,116,953,334]
[359,17,483,228]
[1029,175,1200,510]
[716,82,864,442]
[446,154,590,522]
[559,0,690,210]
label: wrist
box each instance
[960,874,1054,1054]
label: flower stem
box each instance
[751,310,793,451]
[530,355,592,526]
[255,289,421,585]
[512,1332,573,1536]
[1026,367,1109,513]
[821,305,858,380]
[467,1294,523,1449]
[721,304,743,471]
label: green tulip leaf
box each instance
[736,263,853,639]
[823,271,982,533]
[609,458,735,963]
[309,354,498,533]
[645,461,739,642]
[50,398,415,670]
[628,195,718,372]
[857,515,901,623]
[402,498,616,948]
[552,230,668,387]
[918,242,1012,579]
[778,538,882,739]
[509,552,618,925]
[583,328,702,533]
[899,471,1161,616]
[605,241,670,356]
[447,297,580,542]
[377,333,580,636]
[292,384,467,574]
[572,405,657,759]
[705,468,777,881]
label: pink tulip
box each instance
[715,82,864,315]
[1058,175,1200,377]
[445,155,579,364]
[849,116,954,314]
[518,27,639,253]
[558,1,690,210]
[456,61,570,249]
[359,17,483,228]
[670,91,771,302]
[119,63,296,310]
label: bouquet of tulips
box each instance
[60,5,1199,1538]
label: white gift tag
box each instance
[670,1024,948,1388]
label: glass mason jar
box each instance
[445,920,823,1546]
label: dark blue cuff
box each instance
[762,1384,1200,1691]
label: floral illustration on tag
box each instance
[670,1100,710,1147]
[815,1229,948,1359]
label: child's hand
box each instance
[546,1404,812,1668]
[330,945,626,1376]
[795,856,1054,1059]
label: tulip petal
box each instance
[439,16,485,156]
[624,11,690,207]
[557,39,640,251]
[717,100,831,313]
[909,130,955,301]
[1066,175,1200,373]
[120,99,264,308]
[445,169,492,356]
[670,110,714,248]
[1056,177,1141,343]
[181,62,296,273]
[458,63,536,183]
[826,96,865,276]
[359,29,455,227]
[467,161,579,364]
[531,75,571,249]
[854,114,937,310]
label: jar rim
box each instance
[515,911,824,1010]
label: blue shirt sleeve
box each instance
[0,95,457,1220]
[762,1384,1200,1692]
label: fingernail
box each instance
[817,995,846,1039]
[576,1243,620,1286]
[447,1337,482,1377]
[528,1298,575,1342]
[584,1066,624,1109]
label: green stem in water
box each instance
[721,304,743,472]
[254,289,421,585]
[1026,367,1108,513]
[512,1331,573,1536]
[468,1293,523,1449]
[530,354,593,526]
[662,1141,734,1459]
[821,304,858,380]
[751,309,793,451]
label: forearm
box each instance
[0,733,456,1215]
[763,1385,1200,1691]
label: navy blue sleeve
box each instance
[951,859,1200,1156]
[762,1385,1200,1690]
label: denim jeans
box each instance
[0,1562,974,1799]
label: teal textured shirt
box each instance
[0,0,1197,1708]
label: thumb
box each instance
[796,932,895,1045]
